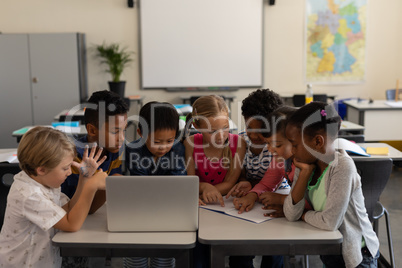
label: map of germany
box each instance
[306,0,366,82]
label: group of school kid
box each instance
[0,89,381,268]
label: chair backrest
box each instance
[338,134,365,143]
[386,89,402,100]
[292,94,328,107]
[353,158,392,221]
[189,96,200,105]
[313,94,328,103]
[292,94,305,107]
[0,163,21,228]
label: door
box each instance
[29,33,81,125]
[0,34,33,148]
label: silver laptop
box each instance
[105,175,199,232]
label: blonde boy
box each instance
[0,127,106,268]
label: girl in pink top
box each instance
[231,106,297,215]
[183,95,246,206]
[192,132,239,185]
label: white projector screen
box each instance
[139,0,264,89]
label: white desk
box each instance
[54,96,144,122]
[0,148,18,155]
[339,120,365,135]
[0,148,18,164]
[344,100,402,141]
[12,125,87,143]
[52,206,196,267]
[354,143,402,161]
[54,109,85,122]
[198,209,342,268]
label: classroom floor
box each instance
[88,167,402,268]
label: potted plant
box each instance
[94,42,134,98]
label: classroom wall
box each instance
[1,0,401,127]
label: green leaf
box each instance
[93,42,134,82]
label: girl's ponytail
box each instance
[222,143,233,172]
[181,112,193,142]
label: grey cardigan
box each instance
[284,150,379,268]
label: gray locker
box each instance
[0,33,87,148]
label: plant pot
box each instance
[108,81,126,98]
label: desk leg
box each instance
[175,249,191,268]
[209,245,225,268]
[304,255,309,268]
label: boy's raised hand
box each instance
[72,144,107,179]
[226,181,252,198]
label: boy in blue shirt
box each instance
[125,101,186,267]
[61,90,129,213]
[126,101,186,176]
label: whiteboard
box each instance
[139,0,264,89]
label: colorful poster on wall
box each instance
[305,0,367,83]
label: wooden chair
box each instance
[0,163,21,228]
[354,158,395,267]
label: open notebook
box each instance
[385,101,402,108]
[334,138,369,157]
[200,196,275,224]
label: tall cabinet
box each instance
[0,33,87,148]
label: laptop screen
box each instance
[105,175,199,232]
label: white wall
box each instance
[1,0,401,127]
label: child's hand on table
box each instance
[227,181,252,198]
[199,198,206,206]
[260,192,284,207]
[263,204,285,218]
[233,192,258,214]
[202,184,225,207]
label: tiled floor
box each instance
[89,167,402,268]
